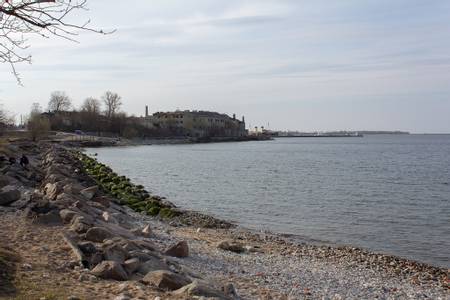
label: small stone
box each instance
[142,224,152,237]
[164,241,189,258]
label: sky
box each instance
[1,0,450,133]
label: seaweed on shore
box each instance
[74,151,180,219]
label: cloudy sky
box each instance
[1,0,450,133]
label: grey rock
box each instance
[128,250,153,262]
[123,258,141,274]
[70,216,93,234]
[0,186,21,206]
[142,270,192,291]
[91,260,128,281]
[59,209,78,223]
[216,240,245,253]
[80,186,98,200]
[103,243,128,263]
[164,241,189,258]
[137,257,169,274]
[85,227,114,243]
[172,280,227,299]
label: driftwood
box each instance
[61,231,89,268]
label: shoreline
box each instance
[0,139,448,299]
[82,144,448,271]
[79,143,449,280]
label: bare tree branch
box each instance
[0,0,114,84]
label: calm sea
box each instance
[86,134,450,268]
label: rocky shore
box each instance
[0,140,449,299]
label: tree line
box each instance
[27,90,158,141]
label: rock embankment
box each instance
[1,142,239,299]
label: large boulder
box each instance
[0,186,21,206]
[172,280,227,299]
[80,186,99,200]
[143,270,191,291]
[85,227,114,243]
[91,261,128,281]
[216,240,245,253]
[164,241,189,258]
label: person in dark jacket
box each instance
[19,155,29,168]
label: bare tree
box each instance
[28,113,50,141]
[102,91,122,118]
[48,91,71,112]
[0,102,14,130]
[30,102,42,116]
[0,0,113,84]
[80,97,101,114]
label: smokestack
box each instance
[145,105,149,117]
[233,113,236,120]
[242,116,245,123]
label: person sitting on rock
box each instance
[20,155,29,168]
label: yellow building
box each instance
[141,109,246,138]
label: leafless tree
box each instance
[0,102,14,129]
[102,91,122,118]
[30,102,42,116]
[48,91,71,112]
[80,97,101,114]
[28,113,50,141]
[0,0,113,84]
